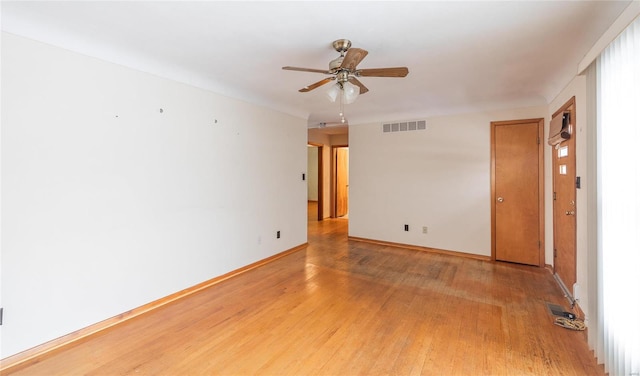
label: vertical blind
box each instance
[597,15,640,376]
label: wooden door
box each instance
[492,119,544,266]
[336,147,349,217]
[552,100,577,292]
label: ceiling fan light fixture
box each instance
[326,83,340,102]
[342,81,360,104]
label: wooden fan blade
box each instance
[340,48,368,71]
[348,77,369,94]
[299,77,335,92]
[358,67,409,77]
[283,66,331,74]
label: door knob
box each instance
[497,197,504,203]
[565,210,575,216]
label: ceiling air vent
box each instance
[382,120,427,133]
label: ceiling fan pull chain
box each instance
[340,91,346,123]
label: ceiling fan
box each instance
[282,39,409,98]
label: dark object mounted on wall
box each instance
[548,112,571,146]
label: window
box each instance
[597,15,640,376]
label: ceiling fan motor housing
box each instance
[329,57,344,72]
[330,39,351,72]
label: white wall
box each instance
[0,33,307,358]
[349,106,546,256]
[307,147,318,201]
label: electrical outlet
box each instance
[276,230,281,239]
[422,226,428,234]
[404,224,409,232]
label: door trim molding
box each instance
[308,142,324,221]
[490,118,545,266]
[330,144,348,218]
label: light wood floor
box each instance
[7,203,602,375]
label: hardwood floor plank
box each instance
[6,208,602,375]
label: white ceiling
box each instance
[1,1,631,128]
